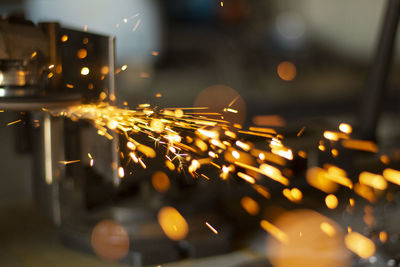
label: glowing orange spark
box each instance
[7,119,22,126]
[205,222,218,234]
[58,160,81,165]
[132,18,142,32]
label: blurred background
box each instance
[1,0,400,266]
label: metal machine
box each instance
[0,16,232,266]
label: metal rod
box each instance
[357,0,400,140]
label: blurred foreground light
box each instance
[91,220,130,261]
[158,206,188,241]
[277,61,296,81]
[266,209,349,267]
[345,232,375,259]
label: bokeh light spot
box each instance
[277,61,296,81]
[158,206,188,241]
[266,209,349,267]
[91,220,130,261]
[151,171,170,193]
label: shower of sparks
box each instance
[205,222,219,234]
[46,99,400,262]
[7,119,22,126]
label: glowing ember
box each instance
[7,119,22,126]
[205,222,218,234]
[61,35,68,42]
[59,160,81,165]
[81,67,90,75]
[339,123,352,134]
[237,172,256,184]
[118,167,125,178]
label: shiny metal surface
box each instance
[32,112,64,225]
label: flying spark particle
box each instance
[58,160,81,165]
[61,35,68,42]
[77,48,87,59]
[205,222,218,234]
[237,172,255,184]
[81,67,90,75]
[7,119,22,126]
[339,123,352,134]
[297,126,306,136]
[118,167,125,178]
[132,18,142,32]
